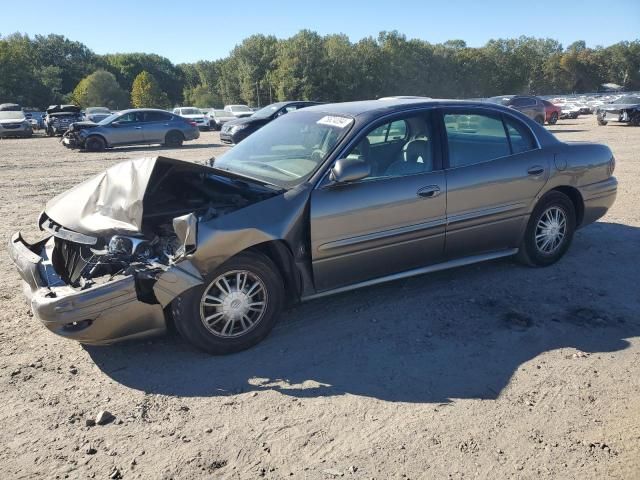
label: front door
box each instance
[310,111,447,292]
[108,111,145,145]
[441,108,551,258]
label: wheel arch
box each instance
[85,132,108,144]
[243,240,303,305]
[165,129,185,140]
[548,185,584,227]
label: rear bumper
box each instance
[8,233,166,345]
[184,128,200,141]
[579,177,617,226]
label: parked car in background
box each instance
[541,100,561,125]
[10,99,617,354]
[24,111,45,130]
[559,104,581,120]
[220,101,320,144]
[223,104,253,118]
[596,95,640,126]
[173,107,210,130]
[84,107,112,123]
[203,109,236,130]
[486,95,546,124]
[44,105,83,136]
[0,109,33,138]
[61,108,200,151]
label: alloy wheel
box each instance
[199,270,268,338]
[535,206,567,255]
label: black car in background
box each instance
[220,101,320,144]
[486,95,546,125]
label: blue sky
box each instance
[1,0,638,63]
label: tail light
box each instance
[184,119,197,127]
[608,155,616,176]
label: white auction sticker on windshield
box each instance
[317,115,353,128]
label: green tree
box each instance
[71,70,129,109]
[130,71,170,108]
[103,53,184,104]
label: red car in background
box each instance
[541,99,561,125]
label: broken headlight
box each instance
[108,236,154,259]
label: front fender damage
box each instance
[151,260,203,307]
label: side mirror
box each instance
[330,157,370,184]
[110,121,120,128]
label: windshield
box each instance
[230,105,251,112]
[615,96,640,104]
[0,111,25,120]
[251,104,283,119]
[86,107,110,114]
[98,113,121,125]
[487,96,512,105]
[214,111,354,188]
[214,110,228,116]
[180,108,202,115]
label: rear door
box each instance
[310,110,447,291]
[441,107,550,259]
[141,111,174,143]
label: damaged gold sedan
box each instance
[9,100,617,354]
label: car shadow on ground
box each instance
[87,222,640,404]
[547,129,588,134]
[94,143,221,153]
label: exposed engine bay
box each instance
[40,157,280,296]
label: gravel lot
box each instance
[0,118,638,479]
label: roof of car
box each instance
[117,108,173,114]
[302,98,501,117]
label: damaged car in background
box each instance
[10,99,617,354]
[61,108,200,151]
[44,105,83,136]
[596,95,640,126]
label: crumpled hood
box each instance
[43,157,215,236]
[601,103,640,111]
[44,157,158,235]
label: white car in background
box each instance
[558,103,581,119]
[223,104,254,118]
[202,108,236,130]
[172,107,210,131]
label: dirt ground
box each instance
[0,117,638,480]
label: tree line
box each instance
[1,31,638,110]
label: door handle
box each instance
[417,185,441,198]
[527,166,544,176]
[134,126,142,129]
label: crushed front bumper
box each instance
[8,233,167,345]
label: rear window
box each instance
[504,117,537,154]
[444,113,510,168]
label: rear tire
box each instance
[548,112,558,125]
[535,115,545,125]
[517,191,576,267]
[85,136,106,152]
[597,117,608,126]
[171,252,284,355]
[165,130,184,147]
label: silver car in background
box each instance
[62,108,200,151]
[0,109,33,138]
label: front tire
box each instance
[517,191,576,267]
[172,252,284,355]
[85,136,106,152]
[597,116,608,126]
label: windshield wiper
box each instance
[238,161,298,178]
